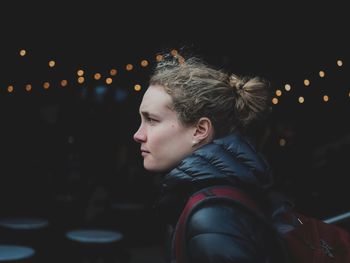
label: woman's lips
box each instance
[141,149,150,156]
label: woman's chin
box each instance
[144,162,167,173]
[144,166,163,172]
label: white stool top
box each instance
[66,229,123,244]
[0,218,49,230]
[0,245,35,261]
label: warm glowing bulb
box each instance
[275,90,282,96]
[134,84,141,91]
[298,96,304,103]
[272,97,278,104]
[106,77,113,84]
[337,60,343,67]
[43,82,50,89]
[126,64,133,71]
[77,69,84,76]
[19,49,26,56]
[284,84,291,91]
[110,69,117,76]
[94,73,102,80]
[25,84,32,91]
[156,54,163,62]
[48,60,56,67]
[304,79,310,86]
[7,85,14,92]
[61,80,68,87]
[140,60,149,67]
[170,49,178,56]
[323,95,329,102]
[279,138,286,146]
[319,71,325,78]
[78,76,85,84]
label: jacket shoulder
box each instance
[185,200,277,262]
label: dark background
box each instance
[0,1,349,260]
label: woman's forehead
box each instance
[140,85,173,113]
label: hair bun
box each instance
[229,74,271,130]
[229,74,246,95]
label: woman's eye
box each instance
[147,117,157,124]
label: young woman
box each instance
[133,53,289,262]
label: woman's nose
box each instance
[133,126,146,143]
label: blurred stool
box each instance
[0,218,50,262]
[0,218,49,231]
[0,245,35,263]
[65,229,130,263]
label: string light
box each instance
[43,82,50,90]
[94,73,102,80]
[284,84,291,91]
[19,49,26,56]
[304,79,310,86]
[279,138,286,146]
[170,49,178,56]
[110,69,117,76]
[61,80,68,87]
[156,54,163,62]
[3,49,347,109]
[7,85,14,93]
[25,84,32,92]
[77,70,84,76]
[134,84,141,91]
[140,60,149,67]
[48,60,56,68]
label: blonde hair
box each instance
[150,53,272,138]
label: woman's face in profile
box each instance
[133,85,196,172]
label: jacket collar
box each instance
[161,132,273,193]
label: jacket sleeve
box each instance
[185,203,271,263]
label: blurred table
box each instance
[65,228,129,263]
[0,218,49,230]
[0,245,35,262]
[66,229,123,244]
[0,217,50,262]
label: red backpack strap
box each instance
[172,189,207,263]
[209,186,262,214]
[172,185,262,263]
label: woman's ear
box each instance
[193,117,214,145]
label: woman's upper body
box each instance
[133,51,289,262]
[156,132,289,263]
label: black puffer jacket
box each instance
[156,133,289,263]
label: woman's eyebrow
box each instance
[140,111,150,117]
[140,111,159,118]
